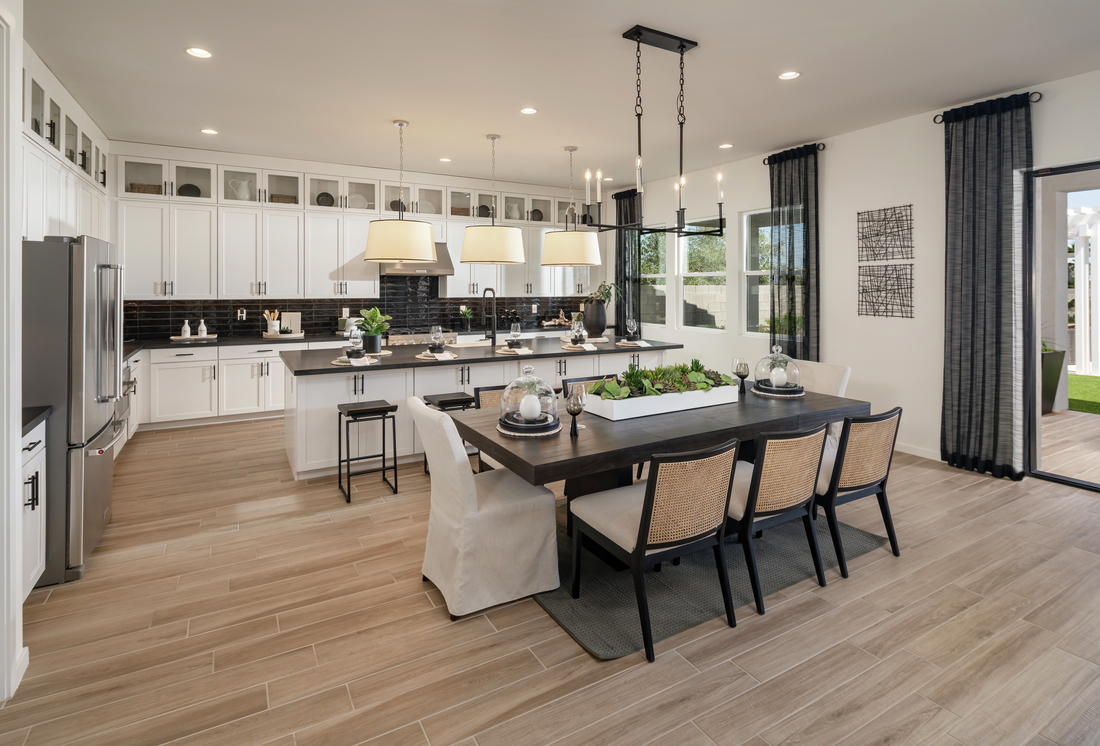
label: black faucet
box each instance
[482,287,497,347]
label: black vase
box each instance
[582,300,607,339]
[363,335,382,354]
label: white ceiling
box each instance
[25,0,1100,188]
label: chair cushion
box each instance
[569,481,648,552]
[728,466,752,521]
[424,391,475,410]
[815,433,840,496]
[473,468,555,513]
[338,399,397,417]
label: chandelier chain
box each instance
[398,124,404,204]
[677,50,686,126]
[568,149,575,218]
[635,40,643,116]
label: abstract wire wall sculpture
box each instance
[857,204,914,262]
[858,264,914,318]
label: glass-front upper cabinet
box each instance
[93,146,102,188]
[172,161,215,201]
[64,116,77,165]
[529,196,554,224]
[414,186,444,217]
[448,188,474,219]
[345,179,378,212]
[306,173,342,210]
[80,133,92,176]
[219,165,261,204]
[29,78,43,139]
[502,194,527,223]
[475,191,497,221]
[100,152,107,188]
[119,156,168,198]
[381,182,412,215]
[556,198,582,225]
[48,100,60,152]
[264,170,302,207]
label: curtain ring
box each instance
[816,143,825,151]
[762,157,769,165]
[933,114,944,124]
[1029,91,1042,103]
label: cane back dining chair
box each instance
[815,407,903,577]
[570,439,740,662]
[727,423,829,615]
[561,374,647,480]
[471,385,507,471]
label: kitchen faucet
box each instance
[482,287,497,347]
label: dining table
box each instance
[449,387,873,568]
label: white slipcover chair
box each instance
[407,397,560,617]
[790,358,853,495]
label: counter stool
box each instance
[422,392,476,474]
[337,400,399,502]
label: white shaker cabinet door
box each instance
[342,215,380,298]
[150,361,218,422]
[265,357,288,411]
[23,142,46,241]
[62,169,78,237]
[45,157,63,236]
[219,359,265,416]
[118,200,170,300]
[218,206,263,298]
[78,181,95,238]
[298,373,358,472]
[21,448,46,598]
[305,211,342,299]
[170,203,218,299]
[263,210,305,298]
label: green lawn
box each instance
[1069,373,1100,415]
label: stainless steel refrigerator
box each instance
[23,235,124,585]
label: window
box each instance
[680,219,726,330]
[743,210,772,334]
[639,231,667,325]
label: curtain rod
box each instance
[933,91,1041,124]
[762,142,825,166]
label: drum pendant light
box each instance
[461,136,524,265]
[542,146,601,266]
[364,121,437,263]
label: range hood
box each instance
[380,242,454,276]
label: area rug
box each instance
[535,506,888,660]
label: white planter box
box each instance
[584,385,739,421]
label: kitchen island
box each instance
[280,337,683,480]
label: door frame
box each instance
[1024,158,1100,493]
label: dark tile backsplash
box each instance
[124,276,583,340]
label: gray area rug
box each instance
[535,506,888,660]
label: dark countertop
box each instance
[22,406,52,437]
[123,334,350,359]
[280,336,683,377]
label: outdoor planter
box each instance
[1041,349,1066,415]
[584,386,739,421]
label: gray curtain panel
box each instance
[767,144,820,361]
[941,92,1032,480]
[613,189,640,336]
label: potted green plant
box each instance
[583,281,620,339]
[459,306,473,332]
[1041,340,1066,415]
[355,307,392,354]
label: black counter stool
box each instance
[337,400,399,502]
[422,392,475,474]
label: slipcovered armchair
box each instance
[408,397,559,618]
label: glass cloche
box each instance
[752,345,804,396]
[498,365,561,434]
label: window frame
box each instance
[742,208,772,338]
[676,217,728,333]
[638,226,668,329]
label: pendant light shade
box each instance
[364,218,437,263]
[461,224,525,264]
[541,229,601,266]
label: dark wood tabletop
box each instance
[449,389,872,486]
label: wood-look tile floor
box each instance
[1040,409,1100,486]
[6,419,1100,745]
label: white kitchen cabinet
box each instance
[266,357,289,411]
[218,207,304,299]
[62,168,78,237]
[150,361,218,422]
[381,182,444,217]
[304,174,381,213]
[119,201,216,299]
[128,351,149,435]
[342,215,381,298]
[45,156,62,236]
[502,194,553,225]
[440,221,500,298]
[410,361,508,455]
[306,213,381,299]
[120,157,215,201]
[598,350,663,376]
[78,180,95,238]
[219,166,303,208]
[21,422,46,599]
[502,226,555,296]
[219,359,265,416]
[171,161,216,202]
[23,140,46,241]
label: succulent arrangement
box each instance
[459,307,474,319]
[588,359,737,400]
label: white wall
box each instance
[641,67,1100,460]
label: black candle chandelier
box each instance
[566,25,725,239]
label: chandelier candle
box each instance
[585,170,591,206]
[596,170,602,203]
[636,157,643,194]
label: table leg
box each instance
[564,465,634,571]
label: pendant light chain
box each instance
[398,123,405,209]
[635,39,643,164]
[678,49,686,185]
[568,148,575,220]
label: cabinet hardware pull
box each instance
[255,349,273,353]
[265,361,269,376]
[353,375,357,395]
[170,181,174,196]
[24,473,38,509]
[163,181,167,195]
[22,440,42,452]
[212,365,217,380]
[175,353,193,356]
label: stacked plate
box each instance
[751,381,805,398]
[499,410,560,435]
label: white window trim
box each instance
[676,217,728,334]
[639,226,668,328]
[742,208,771,338]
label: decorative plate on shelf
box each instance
[419,200,436,214]
[177,183,201,198]
[347,193,368,209]
[477,204,492,218]
[530,208,543,221]
[389,199,407,212]
[316,192,335,207]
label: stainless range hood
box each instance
[379,242,454,276]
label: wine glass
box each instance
[510,322,521,345]
[733,356,750,397]
[566,384,587,437]
[571,319,585,345]
[626,318,638,339]
[430,325,443,344]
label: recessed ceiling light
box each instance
[439,158,451,162]
[603,177,613,181]
[719,143,733,149]
[186,47,212,58]
[520,107,537,114]
[200,128,217,135]
[778,71,801,80]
